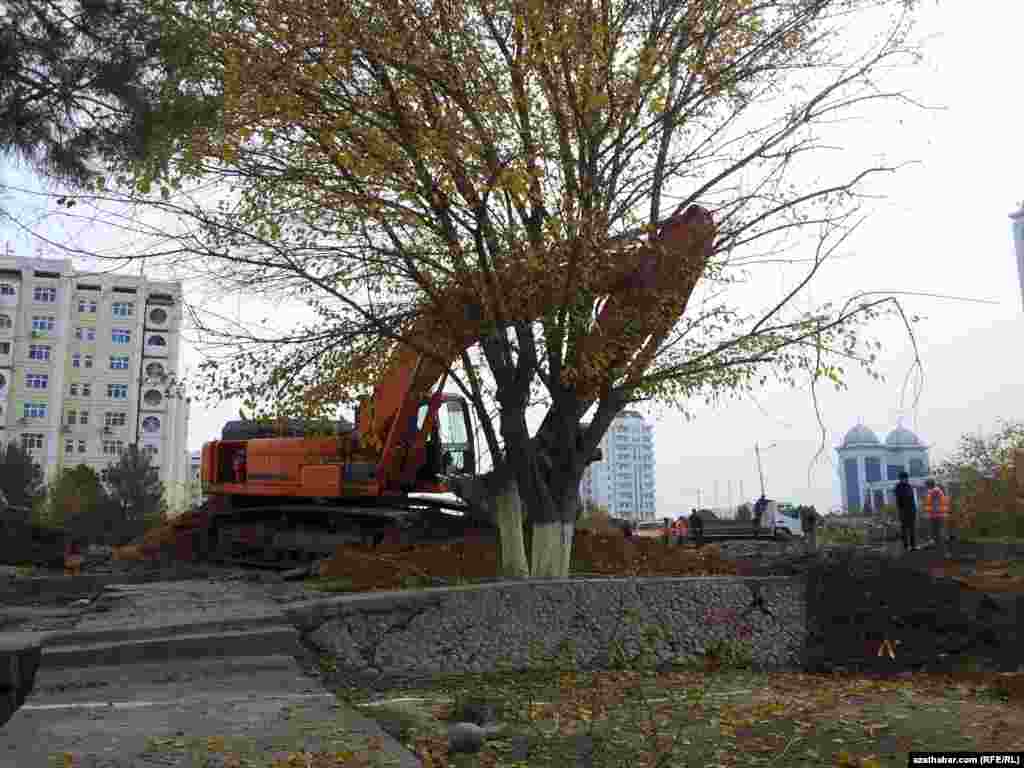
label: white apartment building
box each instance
[579,410,656,521]
[0,256,190,508]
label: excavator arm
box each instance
[356,205,716,499]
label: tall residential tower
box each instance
[579,410,656,521]
[0,256,190,508]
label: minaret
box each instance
[1011,203,1024,312]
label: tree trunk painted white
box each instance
[530,520,574,578]
[494,481,529,578]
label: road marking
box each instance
[21,692,337,712]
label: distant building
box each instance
[1011,204,1024,311]
[835,422,930,514]
[579,410,656,521]
[0,255,190,508]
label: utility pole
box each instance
[755,441,778,499]
[756,442,766,498]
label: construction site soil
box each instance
[314,529,742,590]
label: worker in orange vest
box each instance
[925,478,950,558]
[674,516,689,544]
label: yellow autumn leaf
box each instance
[207,735,226,753]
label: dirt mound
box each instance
[928,560,1024,593]
[318,530,499,590]
[316,529,738,591]
[112,508,210,562]
[571,530,738,577]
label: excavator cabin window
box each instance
[437,398,475,475]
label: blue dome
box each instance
[842,424,880,448]
[885,426,922,448]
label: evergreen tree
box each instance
[0,0,215,184]
[102,445,164,540]
[0,441,43,518]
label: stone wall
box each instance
[285,577,804,691]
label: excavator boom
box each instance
[199,206,715,566]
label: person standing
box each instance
[689,508,704,547]
[801,505,820,553]
[925,478,950,558]
[753,495,767,538]
[893,471,917,553]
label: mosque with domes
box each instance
[836,422,931,514]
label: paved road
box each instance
[0,575,420,768]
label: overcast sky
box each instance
[1,1,1021,516]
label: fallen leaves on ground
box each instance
[379,667,1024,768]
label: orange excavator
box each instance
[199,205,715,566]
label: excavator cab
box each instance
[412,394,475,487]
[436,395,475,476]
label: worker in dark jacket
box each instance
[689,508,704,547]
[893,471,917,552]
[753,495,767,538]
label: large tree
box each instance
[937,420,1024,538]
[50,0,921,576]
[0,0,217,184]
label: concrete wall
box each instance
[285,577,804,691]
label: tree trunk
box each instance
[494,480,529,578]
[530,519,574,578]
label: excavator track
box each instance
[205,500,490,571]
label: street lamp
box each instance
[755,442,779,499]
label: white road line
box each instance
[21,692,337,712]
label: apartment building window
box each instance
[70,383,78,396]
[25,373,48,389]
[77,440,86,454]
[21,433,43,452]
[110,355,130,370]
[65,440,74,455]
[74,327,96,342]
[102,439,125,456]
[66,409,77,425]
[0,343,9,355]
[31,316,55,333]
[142,416,160,433]
[78,299,97,313]
[33,286,56,302]
[108,383,128,400]
[0,283,15,296]
[23,402,46,419]
[82,383,91,397]
[28,344,50,362]
[147,335,166,347]
[79,410,89,425]
[105,411,127,427]
[72,353,81,368]
[84,354,93,369]
[111,329,130,344]
[0,315,10,329]
[112,302,134,317]
[70,383,92,397]
[143,444,158,457]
